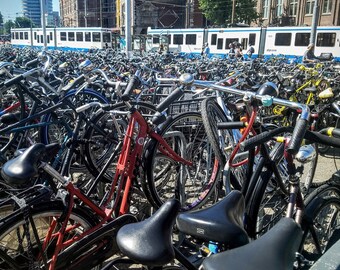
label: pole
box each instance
[100,0,103,27]
[310,0,319,45]
[231,0,236,24]
[40,0,47,48]
[125,0,132,55]
[84,0,88,27]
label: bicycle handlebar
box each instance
[239,127,340,152]
[121,75,141,102]
[156,86,185,112]
[3,68,40,87]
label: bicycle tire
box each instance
[142,111,221,211]
[0,83,26,152]
[300,186,340,263]
[0,200,99,269]
[83,101,156,183]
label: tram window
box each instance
[85,32,91,42]
[173,34,183,45]
[274,33,291,46]
[34,32,37,40]
[225,38,238,49]
[60,32,67,41]
[103,32,111,43]
[24,32,28,40]
[19,32,23,40]
[47,36,50,43]
[316,33,336,47]
[217,38,223,49]
[15,32,19,39]
[68,32,75,41]
[93,32,101,42]
[241,38,248,50]
[37,35,40,43]
[11,32,14,39]
[153,36,159,44]
[295,33,310,46]
[211,34,217,45]
[249,34,256,45]
[76,32,83,41]
[50,32,53,41]
[185,34,196,45]
[40,35,44,44]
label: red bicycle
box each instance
[0,74,221,269]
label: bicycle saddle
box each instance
[117,199,180,266]
[202,217,302,270]
[176,190,249,248]
[1,143,60,185]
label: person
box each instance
[228,43,235,59]
[158,44,164,54]
[234,42,243,60]
[303,43,319,63]
[246,44,255,59]
[201,42,210,58]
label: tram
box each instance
[147,26,340,60]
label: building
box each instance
[59,0,115,28]
[257,0,340,27]
[22,0,53,27]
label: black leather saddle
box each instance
[176,190,249,248]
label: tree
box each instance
[198,0,260,26]
[3,20,15,34]
[14,16,35,28]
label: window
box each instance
[19,32,23,40]
[34,32,37,40]
[68,32,75,41]
[185,34,196,45]
[103,32,111,43]
[85,32,91,42]
[11,32,14,39]
[275,33,292,46]
[316,32,336,47]
[322,0,332,13]
[92,32,101,42]
[50,32,53,41]
[262,0,269,18]
[295,33,310,46]
[152,36,159,44]
[47,36,50,43]
[76,32,83,41]
[217,38,223,49]
[173,34,183,45]
[225,38,238,49]
[15,32,19,39]
[290,0,298,16]
[306,0,315,15]
[40,35,44,44]
[241,38,248,50]
[24,32,28,40]
[211,34,217,45]
[37,35,40,43]
[60,32,67,41]
[249,33,256,46]
[276,0,283,17]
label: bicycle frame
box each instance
[37,106,193,269]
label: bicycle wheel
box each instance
[0,200,99,269]
[300,185,340,263]
[143,112,221,211]
[83,101,156,183]
[201,97,244,190]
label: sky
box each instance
[0,0,60,21]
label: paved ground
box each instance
[314,147,340,181]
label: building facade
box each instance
[22,0,53,27]
[257,0,340,27]
[59,0,115,28]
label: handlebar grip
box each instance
[4,74,24,87]
[286,118,308,155]
[62,74,86,92]
[156,87,184,112]
[239,131,271,151]
[121,75,140,102]
[25,59,40,68]
[330,128,340,138]
[217,122,246,130]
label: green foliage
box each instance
[3,20,15,34]
[0,12,3,25]
[15,17,35,28]
[198,0,260,26]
